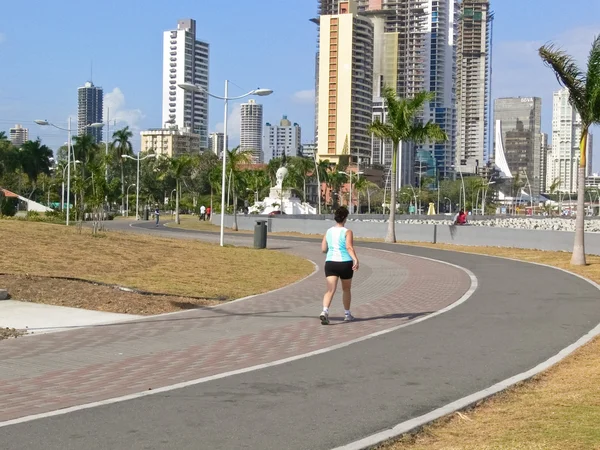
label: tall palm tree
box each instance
[540,36,600,265]
[169,155,193,224]
[226,146,252,231]
[368,87,447,242]
[112,127,134,214]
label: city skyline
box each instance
[0,0,599,171]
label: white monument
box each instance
[249,165,316,215]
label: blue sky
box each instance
[0,0,599,171]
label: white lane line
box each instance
[332,255,600,450]
[0,252,477,428]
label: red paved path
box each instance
[0,232,471,422]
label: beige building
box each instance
[9,124,29,146]
[317,0,373,165]
[140,127,201,157]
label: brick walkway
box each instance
[0,231,471,422]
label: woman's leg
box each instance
[341,278,353,311]
[323,276,339,309]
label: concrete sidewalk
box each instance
[0,300,142,334]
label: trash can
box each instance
[254,220,267,249]
[143,208,149,221]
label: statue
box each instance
[275,153,288,189]
[275,166,288,189]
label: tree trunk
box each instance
[571,132,588,266]
[367,189,371,214]
[175,179,180,225]
[233,192,238,231]
[386,141,398,243]
[120,161,125,214]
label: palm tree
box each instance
[368,87,447,242]
[19,139,53,199]
[169,155,193,224]
[291,156,316,202]
[355,177,379,214]
[226,146,252,231]
[112,127,134,214]
[539,36,600,265]
[0,131,7,141]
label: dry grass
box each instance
[0,220,314,314]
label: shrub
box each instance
[0,197,18,217]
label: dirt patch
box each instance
[0,274,223,315]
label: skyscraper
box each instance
[316,0,374,166]
[240,99,263,163]
[9,124,28,146]
[316,0,458,185]
[548,88,593,193]
[455,0,493,174]
[208,132,226,157]
[263,116,302,162]
[493,97,543,195]
[78,81,103,143]
[162,19,209,148]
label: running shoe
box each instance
[344,313,355,322]
[319,311,330,325]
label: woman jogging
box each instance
[319,206,359,325]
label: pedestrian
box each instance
[200,205,206,221]
[319,206,359,325]
[206,206,211,221]
[454,209,467,225]
[154,205,160,227]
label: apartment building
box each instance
[162,19,209,148]
[240,99,264,163]
[455,0,492,174]
[263,116,302,163]
[140,127,201,158]
[316,0,374,166]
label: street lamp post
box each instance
[179,81,273,247]
[122,153,156,220]
[126,184,136,217]
[35,118,78,225]
[61,160,81,211]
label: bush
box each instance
[0,198,18,217]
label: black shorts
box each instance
[324,261,354,280]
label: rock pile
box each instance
[354,217,600,233]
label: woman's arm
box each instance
[345,230,360,270]
[321,235,328,253]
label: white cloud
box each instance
[0,33,5,44]
[292,89,315,104]
[214,103,242,144]
[104,87,144,133]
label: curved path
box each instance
[0,222,598,450]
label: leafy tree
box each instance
[19,139,53,199]
[368,87,447,242]
[112,127,134,213]
[539,36,600,265]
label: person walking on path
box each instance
[206,206,211,221]
[200,205,206,221]
[319,206,359,325]
[154,206,160,227]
